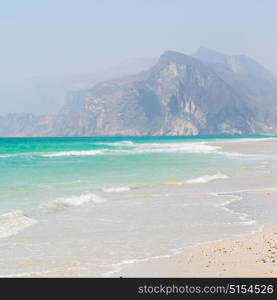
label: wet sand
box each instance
[116,221,277,277]
[3,138,277,278]
[117,189,277,278]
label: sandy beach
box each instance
[10,198,277,278]
[117,219,277,277]
[117,189,277,277]
[1,137,277,277]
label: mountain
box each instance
[194,47,277,132]
[194,47,275,80]
[0,57,156,115]
[193,47,277,103]
[0,49,277,137]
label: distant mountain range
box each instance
[1,48,277,136]
[0,57,156,115]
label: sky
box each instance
[0,0,277,84]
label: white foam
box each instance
[217,150,268,160]
[0,153,28,158]
[185,173,229,184]
[44,193,105,211]
[42,150,106,157]
[240,220,257,225]
[3,138,277,160]
[1,143,217,158]
[211,192,258,229]
[214,137,276,144]
[130,142,221,154]
[0,154,13,158]
[19,142,221,158]
[0,210,37,239]
[103,247,186,277]
[102,140,135,146]
[102,187,131,193]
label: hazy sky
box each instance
[0,0,277,83]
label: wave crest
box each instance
[42,150,106,157]
[43,193,105,212]
[102,186,131,193]
[185,173,229,184]
[0,210,37,239]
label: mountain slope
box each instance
[194,47,277,132]
[0,50,276,137]
[0,57,156,115]
[38,51,257,136]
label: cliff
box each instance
[1,49,277,136]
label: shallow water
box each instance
[1,136,277,276]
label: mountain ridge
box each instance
[1,49,277,137]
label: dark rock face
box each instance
[1,49,277,137]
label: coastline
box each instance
[115,220,277,277]
[113,186,277,278]
[1,137,277,278]
[6,221,277,278]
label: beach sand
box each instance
[113,187,277,278]
[2,138,277,278]
[117,221,277,277]
[12,172,277,278]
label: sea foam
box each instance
[42,150,106,157]
[2,139,275,160]
[102,187,131,193]
[41,142,220,157]
[0,210,37,239]
[185,173,229,184]
[44,193,105,211]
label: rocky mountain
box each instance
[194,47,275,80]
[194,47,277,132]
[0,57,156,115]
[1,49,277,137]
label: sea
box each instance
[1,136,277,276]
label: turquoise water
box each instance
[0,136,276,276]
[0,136,237,211]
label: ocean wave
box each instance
[213,137,276,144]
[0,153,31,158]
[217,151,268,160]
[40,142,221,157]
[0,210,37,239]
[0,149,107,158]
[0,193,105,239]
[185,173,229,184]
[42,193,105,212]
[103,248,184,277]
[132,142,220,154]
[100,140,135,147]
[42,150,106,157]
[212,192,258,230]
[2,139,276,159]
[102,186,131,193]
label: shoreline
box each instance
[109,187,277,278]
[115,221,277,277]
[1,137,277,278]
[5,221,277,278]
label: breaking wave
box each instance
[43,193,106,211]
[185,173,229,184]
[102,186,131,193]
[0,193,106,239]
[42,150,106,157]
[1,139,276,160]
[0,210,37,239]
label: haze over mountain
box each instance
[194,47,277,105]
[0,57,156,115]
[1,48,277,137]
